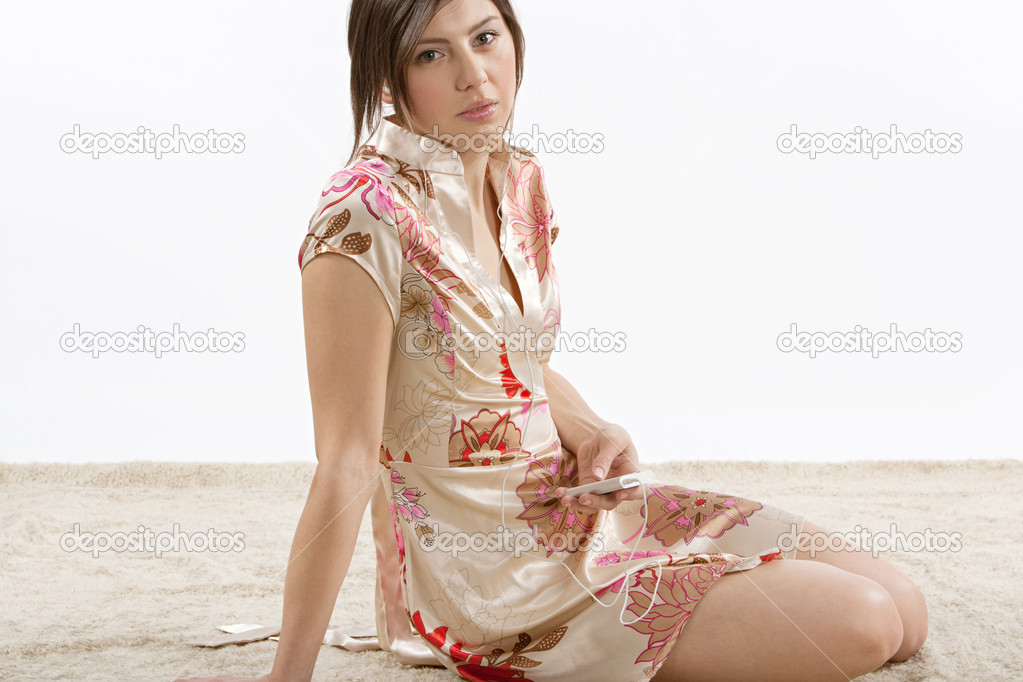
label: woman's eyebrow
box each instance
[417,16,499,45]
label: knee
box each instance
[849,581,905,666]
[889,581,928,662]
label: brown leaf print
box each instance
[339,232,372,255]
[472,301,494,319]
[322,209,351,238]
[393,159,436,199]
[454,281,480,298]
[506,655,541,668]
[529,626,567,651]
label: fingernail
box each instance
[594,467,604,479]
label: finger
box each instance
[561,494,595,510]
[588,493,622,511]
[618,484,645,501]
[567,491,627,510]
[589,446,626,484]
[574,492,620,512]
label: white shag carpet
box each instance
[1,459,1020,681]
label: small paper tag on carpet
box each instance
[186,624,281,647]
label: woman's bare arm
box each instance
[265,253,395,682]
[543,363,642,511]
[542,363,611,455]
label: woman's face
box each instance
[400,0,517,152]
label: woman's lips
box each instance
[457,102,497,122]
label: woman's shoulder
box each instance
[505,144,556,204]
[299,147,406,272]
[318,145,399,192]
[507,142,544,174]
[308,146,402,227]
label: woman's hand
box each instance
[554,422,643,512]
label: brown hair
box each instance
[346,0,525,165]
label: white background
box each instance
[1,1,1020,464]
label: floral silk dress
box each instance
[297,117,806,681]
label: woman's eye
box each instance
[416,31,496,62]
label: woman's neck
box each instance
[459,149,491,211]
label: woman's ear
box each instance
[382,82,393,106]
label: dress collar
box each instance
[369,115,514,189]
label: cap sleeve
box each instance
[539,161,560,249]
[298,164,403,331]
[549,187,560,248]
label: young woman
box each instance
[181,1,927,680]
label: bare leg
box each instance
[651,559,904,681]
[792,520,928,662]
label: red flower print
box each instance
[409,609,568,682]
[448,408,526,467]
[497,340,531,401]
[411,610,449,650]
[380,445,412,467]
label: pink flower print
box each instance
[324,165,396,222]
[505,160,556,283]
[593,550,670,597]
[429,293,452,337]
[624,563,732,673]
[515,450,597,556]
[387,500,406,562]
[389,469,435,547]
[643,486,763,547]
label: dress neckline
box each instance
[369,116,534,331]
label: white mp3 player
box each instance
[562,470,654,498]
